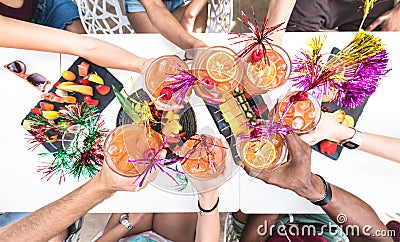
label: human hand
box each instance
[96,149,165,193]
[243,132,325,201]
[300,112,355,145]
[366,4,400,31]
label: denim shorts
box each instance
[124,0,191,13]
[31,0,81,30]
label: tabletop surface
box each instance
[0,33,399,213]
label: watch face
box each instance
[342,141,359,149]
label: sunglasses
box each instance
[4,60,50,92]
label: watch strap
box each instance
[119,213,133,230]
[309,174,332,206]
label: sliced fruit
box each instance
[57,81,74,87]
[41,92,64,103]
[246,60,276,88]
[57,84,93,96]
[63,96,77,104]
[162,120,181,136]
[342,115,355,127]
[320,140,338,155]
[206,51,237,82]
[61,71,76,81]
[329,109,345,123]
[31,107,41,115]
[42,111,59,120]
[22,120,35,130]
[40,102,54,111]
[243,139,276,169]
[78,62,90,77]
[95,85,111,95]
[79,79,90,86]
[55,89,68,97]
[88,73,104,85]
[83,95,99,106]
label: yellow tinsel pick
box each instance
[305,35,327,60]
[338,30,384,63]
[360,0,379,29]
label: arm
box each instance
[180,0,208,32]
[366,3,400,31]
[0,174,114,241]
[266,0,297,45]
[0,155,147,241]
[245,133,392,242]
[195,190,220,242]
[140,0,206,49]
[0,15,150,73]
[301,112,400,163]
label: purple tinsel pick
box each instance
[165,65,197,105]
[128,136,184,187]
[332,49,390,108]
[239,118,292,142]
[180,135,228,173]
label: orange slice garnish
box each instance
[244,139,276,169]
[246,59,277,88]
[206,51,237,82]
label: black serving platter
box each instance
[22,57,123,153]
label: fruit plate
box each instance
[205,87,269,165]
[116,88,197,158]
[21,57,123,153]
[311,97,369,160]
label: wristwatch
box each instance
[340,127,363,149]
[119,213,133,230]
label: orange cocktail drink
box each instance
[179,134,227,180]
[237,121,287,172]
[271,91,322,133]
[192,46,243,104]
[242,43,291,95]
[103,124,162,177]
[144,55,190,110]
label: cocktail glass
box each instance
[270,91,322,134]
[242,43,291,95]
[179,134,228,180]
[237,120,288,172]
[191,46,243,104]
[144,55,190,111]
[103,124,163,177]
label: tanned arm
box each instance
[0,15,150,73]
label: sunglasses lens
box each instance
[27,74,47,87]
[7,61,24,73]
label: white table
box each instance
[0,33,399,214]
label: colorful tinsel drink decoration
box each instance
[290,0,390,108]
[26,103,107,184]
[113,84,159,137]
[128,136,184,187]
[164,64,197,105]
[291,33,390,108]
[229,6,286,64]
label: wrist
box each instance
[198,190,219,209]
[332,125,355,143]
[296,173,326,201]
[90,172,117,196]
